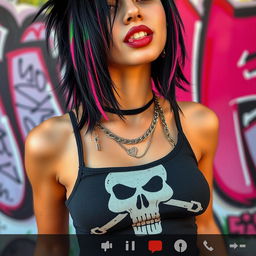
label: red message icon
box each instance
[148,240,163,253]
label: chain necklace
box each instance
[96,95,159,145]
[115,123,156,158]
[94,96,176,158]
[155,99,176,148]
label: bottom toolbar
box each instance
[0,234,255,256]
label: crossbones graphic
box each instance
[90,165,203,235]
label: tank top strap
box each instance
[68,110,86,168]
[172,102,184,134]
[171,102,199,165]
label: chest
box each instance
[57,113,202,200]
[65,155,210,235]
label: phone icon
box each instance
[203,240,214,251]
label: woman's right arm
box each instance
[24,117,69,234]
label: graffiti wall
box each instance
[176,0,256,234]
[0,0,255,235]
[0,0,66,233]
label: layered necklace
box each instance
[94,94,176,159]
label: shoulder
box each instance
[177,101,219,132]
[25,113,73,161]
[24,114,71,234]
[177,101,219,155]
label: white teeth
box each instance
[138,31,146,37]
[128,31,148,42]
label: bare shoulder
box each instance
[25,113,72,159]
[24,113,74,182]
[177,101,219,157]
[24,113,72,234]
[177,101,219,135]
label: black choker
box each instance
[103,95,155,115]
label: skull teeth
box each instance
[132,216,161,227]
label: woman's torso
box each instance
[55,99,210,235]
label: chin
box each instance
[127,52,161,64]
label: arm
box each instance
[24,118,69,234]
[193,105,228,256]
[195,105,220,234]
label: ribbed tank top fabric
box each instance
[65,103,210,236]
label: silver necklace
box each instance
[115,123,156,158]
[96,96,159,145]
[155,99,176,148]
[94,97,176,158]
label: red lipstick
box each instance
[124,25,153,48]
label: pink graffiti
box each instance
[229,212,256,234]
[21,22,46,42]
[175,0,202,102]
[199,0,256,205]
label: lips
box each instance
[124,25,153,42]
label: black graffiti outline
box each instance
[244,51,256,77]
[0,162,21,184]
[14,56,56,133]
[18,57,47,92]
[0,1,62,219]
[238,50,256,79]
[0,127,21,203]
[0,182,13,202]
[0,129,12,157]
[246,51,256,62]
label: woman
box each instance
[25,0,221,236]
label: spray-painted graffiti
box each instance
[228,212,256,234]
[195,0,256,234]
[175,0,256,235]
[0,0,65,233]
[7,48,59,139]
[238,50,256,80]
[0,25,8,61]
[175,0,203,102]
[0,101,29,223]
[229,96,256,200]
[201,0,256,204]
[0,113,23,207]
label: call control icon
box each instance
[203,240,214,251]
[101,241,112,252]
[174,239,187,253]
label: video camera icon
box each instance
[101,241,113,252]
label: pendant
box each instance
[94,134,101,151]
[127,147,138,157]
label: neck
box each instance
[104,64,154,123]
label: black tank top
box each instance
[65,104,210,236]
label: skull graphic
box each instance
[105,165,173,235]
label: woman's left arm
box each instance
[194,106,221,234]
[193,106,229,256]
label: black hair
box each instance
[33,0,190,134]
